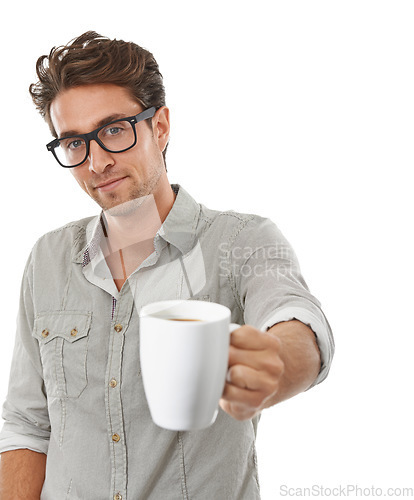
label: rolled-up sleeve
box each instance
[0,253,50,455]
[233,217,334,388]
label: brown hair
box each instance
[29,31,168,163]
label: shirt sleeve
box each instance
[232,216,334,388]
[0,252,50,455]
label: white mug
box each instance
[139,300,239,431]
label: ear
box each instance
[152,106,170,152]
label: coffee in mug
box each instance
[168,318,202,321]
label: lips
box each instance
[95,177,127,192]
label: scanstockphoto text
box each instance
[218,242,298,280]
[279,484,414,497]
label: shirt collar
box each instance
[73,184,200,265]
[157,184,200,255]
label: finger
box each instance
[221,380,275,410]
[226,364,281,395]
[219,399,256,421]
[226,364,262,390]
[228,345,284,376]
[230,325,280,351]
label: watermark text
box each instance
[280,484,414,497]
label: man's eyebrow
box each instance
[59,113,130,138]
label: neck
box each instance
[100,181,176,291]
[102,184,175,251]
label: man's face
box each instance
[50,84,170,213]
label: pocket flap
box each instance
[33,311,92,344]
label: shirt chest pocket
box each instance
[33,311,92,398]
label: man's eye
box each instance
[105,126,123,136]
[64,139,84,150]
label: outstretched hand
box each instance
[219,325,285,421]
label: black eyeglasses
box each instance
[46,106,156,168]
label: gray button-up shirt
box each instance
[0,185,334,499]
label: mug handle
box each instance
[229,323,240,334]
[225,323,240,383]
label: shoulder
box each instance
[31,215,96,260]
[199,202,260,228]
[198,203,283,246]
[35,215,95,242]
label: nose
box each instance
[87,140,115,174]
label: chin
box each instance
[101,195,149,217]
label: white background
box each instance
[1,1,413,497]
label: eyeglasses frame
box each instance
[46,106,157,168]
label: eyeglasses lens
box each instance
[53,120,136,167]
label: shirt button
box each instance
[114,494,122,500]
[41,329,49,338]
[109,378,117,388]
[114,324,123,333]
[71,328,78,337]
[112,433,120,442]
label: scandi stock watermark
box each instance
[279,484,414,497]
[218,243,298,279]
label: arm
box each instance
[0,449,46,499]
[219,216,333,420]
[219,319,321,421]
[265,319,321,404]
[0,252,50,477]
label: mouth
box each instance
[95,177,127,192]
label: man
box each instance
[0,32,334,499]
